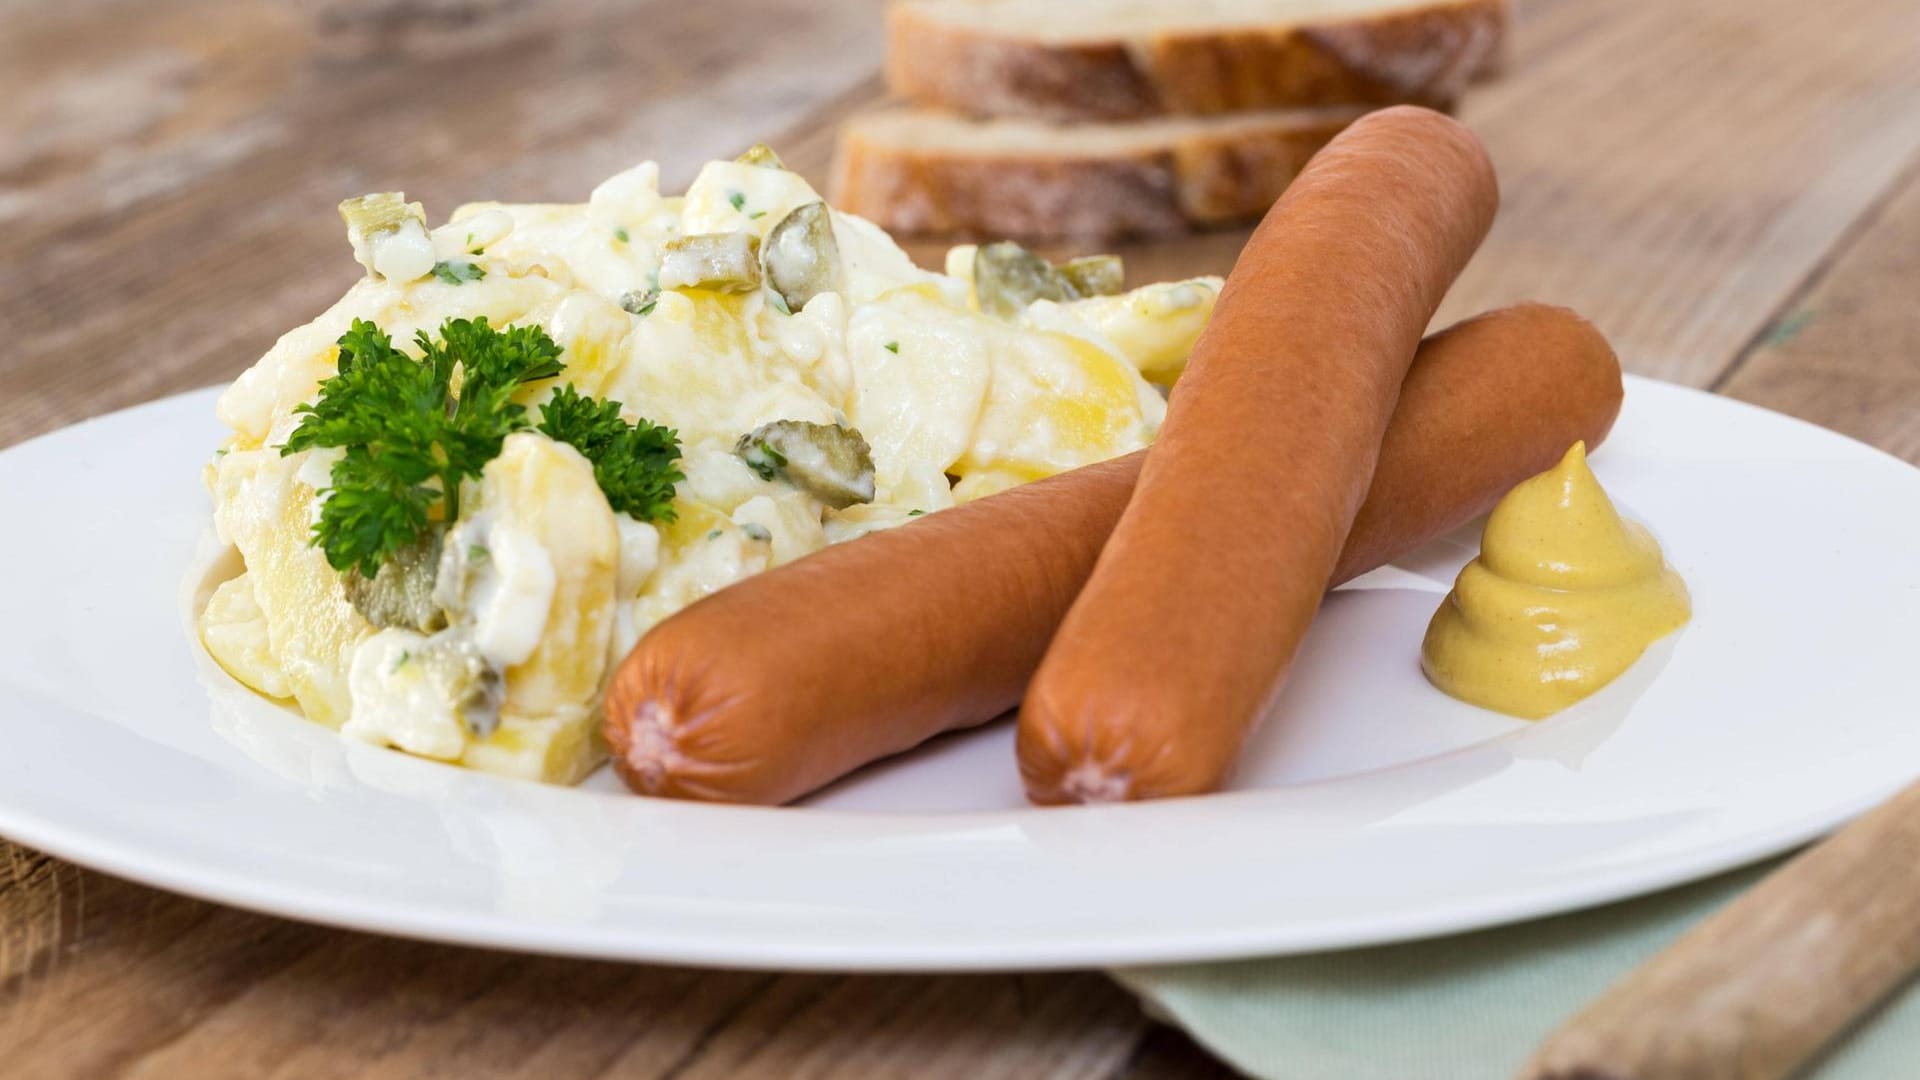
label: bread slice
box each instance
[886,0,1509,121]
[830,105,1363,241]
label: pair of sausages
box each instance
[605,107,1619,806]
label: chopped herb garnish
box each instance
[883,341,900,354]
[907,509,924,517]
[431,259,486,285]
[392,649,412,672]
[467,544,489,561]
[613,226,630,243]
[747,210,767,220]
[283,317,680,576]
[727,190,746,212]
[706,529,722,540]
[738,436,788,482]
[283,318,561,574]
[536,384,684,522]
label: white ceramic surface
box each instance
[1,379,1917,971]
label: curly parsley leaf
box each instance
[282,316,680,575]
[313,446,437,576]
[282,317,563,575]
[536,384,684,522]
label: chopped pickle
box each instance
[973,242,1126,318]
[339,192,434,282]
[658,232,762,293]
[338,192,421,245]
[413,629,505,740]
[734,420,876,509]
[343,530,447,632]
[1059,254,1125,298]
[734,143,787,170]
[619,288,660,316]
[761,201,841,313]
[974,242,1068,318]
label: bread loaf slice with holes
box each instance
[830,105,1363,241]
[886,0,1509,121]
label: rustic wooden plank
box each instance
[1717,158,1920,462]
[1433,0,1920,386]
[0,867,330,1076]
[1524,777,1920,1080]
[122,938,771,1079]
[657,973,1145,1080]
[0,848,1158,1080]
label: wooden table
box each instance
[4,0,1919,1075]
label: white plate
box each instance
[1,379,1917,971]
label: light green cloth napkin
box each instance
[1114,859,1920,1079]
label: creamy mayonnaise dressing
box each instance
[345,628,470,760]
[461,520,557,670]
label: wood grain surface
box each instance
[1523,779,1920,1080]
[3,0,1920,1076]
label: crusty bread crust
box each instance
[830,108,1359,241]
[886,0,1509,120]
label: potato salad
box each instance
[200,145,1219,785]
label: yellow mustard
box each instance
[1420,442,1690,720]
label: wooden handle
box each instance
[1521,779,1920,1080]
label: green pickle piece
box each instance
[734,143,787,170]
[658,232,762,293]
[343,530,446,633]
[1058,254,1125,297]
[338,192,423,244]
[973,242,1126,318]
[734,420,876,509]
[761,202,841,313]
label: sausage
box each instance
[604,303,1618,806]
[1019,106,1499,804]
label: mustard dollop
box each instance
[1420,442,1690,720]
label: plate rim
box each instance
[0,765,1889,971]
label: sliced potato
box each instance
[200,573,293,700]
[212,450,373,728]
[477,433,620,723]
[1058,277,1220,385]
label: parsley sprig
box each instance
[537,384,684,521]
[282,317,680,575]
